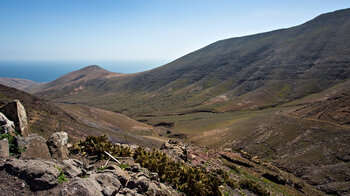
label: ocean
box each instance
[0,60,167,83]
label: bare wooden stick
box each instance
[103,158,110,167]
[104,151,121,164]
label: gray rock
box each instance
[0,139,9,157]
[160,140,188,162]
[117,188,143,196]
[2,158,60,191]
[103,165,131,186]
[61,159,83,178]
[0,112,15,134]
[136,176,149,193]
[61,177,103,196]
[147,182,168,196]
[91,173,121,195]
[16,134,51,159]
[46,131,69,161]
[0,100,29,137]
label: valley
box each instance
[0,8,349,196]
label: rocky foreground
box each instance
[0,157,181,196]
[0,100,327,196]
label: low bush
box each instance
[239,179,269,196]
[70,135,131,159]
[70,135,270,196]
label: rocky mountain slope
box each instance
[0,77,40,91]
[29,8,350,116]
[0,84,157,147]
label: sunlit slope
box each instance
[31,8,350,116]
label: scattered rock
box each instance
[0,112,15,134]
[16,134,51,159]
[46,132,69,161]
[0,100,29,137]
[160,140,188,162]
[104,165,131,186]
[61,159,83,178]
[0,139,9,157]
[117,188,142,196]
[2,158,60,191]
[61,177,103,196]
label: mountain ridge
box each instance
[0,77,41,91]
[29,8,350,116]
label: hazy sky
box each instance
[1,0,350,62]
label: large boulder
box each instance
[1,158,61,191]
[0,100,29,136]
[46,131,69,161]
[61,177,103,196]
[0,112,15,134]
[16,134,51,159]
[90,173,122,196]
[0,139,9,157]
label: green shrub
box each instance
[0,133,25,155]
[70,135,131,159]
[55,166,68,183]
[71,135,267,196]
[239,179,269,196]
[214,169,238,189]
[118,163,129,170]
[133,147,222,196]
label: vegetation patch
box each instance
[71,135,271,196]
[118,163,129,170]
[70,135,132,159]
[55,166,68,183]
[239,179,269,196]
[0,133,26,155]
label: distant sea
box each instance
[0,60,167,82]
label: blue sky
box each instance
[1,0,350,63]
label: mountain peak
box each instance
[80,65,105,71]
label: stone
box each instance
[46,131,69,161]
[61,177,103,196]
[117,188,143,196]
[160,140,188,162]
[136,176,149,193]
[61,159,83,178]
[0,112,15,134]
[147,182,167,196]
[91,173,121,195]
[0,139,9,157]
[0,100,29,137]
[103,165,131,186]
[2,158,61,191]
[16,134,51,159]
